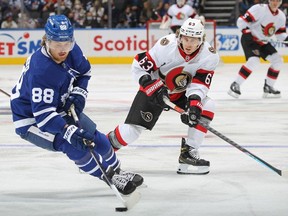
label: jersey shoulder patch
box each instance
[160,37,170,46]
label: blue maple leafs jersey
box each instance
[10,43,91,136]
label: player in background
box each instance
[10,14,143,195]
[228,0,288,98]
[161,0,205,33]
[108,18,219,175]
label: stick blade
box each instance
[280,169,288,179]
[124,190,141,210]
[110,185,141,211]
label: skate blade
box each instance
[262,93,281,98]
[112,184,141,211]
[177,163,210,175]
[228,90,240,99]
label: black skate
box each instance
[105,167,137,195]
[228,82,241,98]
[116,168,144,187]
[177,138,210,175]
[263,80,281,98]
[112,174,137,195]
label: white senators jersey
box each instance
[131,34,220,101]
[237,4,287,43]
[167,4,197,27]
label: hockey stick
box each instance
[163,97,288,178]
[259,39,288,44]
[70,105,141,211]
[0,88,10,97]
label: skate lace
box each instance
[232,82,240,91]
[119,170,136,181]
[112,174,129,190]
[264,84,278,93]
[188,148,200,160]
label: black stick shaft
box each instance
[0,89,10,97]
[163,97,283,176]
[69,105,127,203]
[202,123,282,176]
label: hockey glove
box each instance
[181,95,203,127]
[139,75,168,108]
[63,87,88,116]
[62,125,94,151]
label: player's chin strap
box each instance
[69,105,141,211]
[163,96,288,178]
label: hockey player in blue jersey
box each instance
[10,14,143,195]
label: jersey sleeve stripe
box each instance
[13,118,36,129]
[146,52,158,71]
[275,27,286,34]
[33,107,56,116]
[37,112,59,128]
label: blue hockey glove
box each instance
[63,87,87,115]
[181,95,203,127]
[139,75,169,108]
[62,125,94,151]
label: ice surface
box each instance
[1,63,288,216]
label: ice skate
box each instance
[228,82,241,98]
[116,168,144,187]
[263,80,281,98]
[105,167,137,195]
[177,138,210,175]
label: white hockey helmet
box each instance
[179,18,205,45]
[177,0,186,7]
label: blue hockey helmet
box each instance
[45,15,74,42]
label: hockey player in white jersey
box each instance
[10,14,143,195]
[228,0,288,98]
[108,18,219,175]
[166,0,202,33]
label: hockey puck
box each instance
[115,207,128,212]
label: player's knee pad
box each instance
[246,56,260,72]
[125,91,163,130]
[266,53,283,71]
[21,126,56,151]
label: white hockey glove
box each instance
[62,125,94,151]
